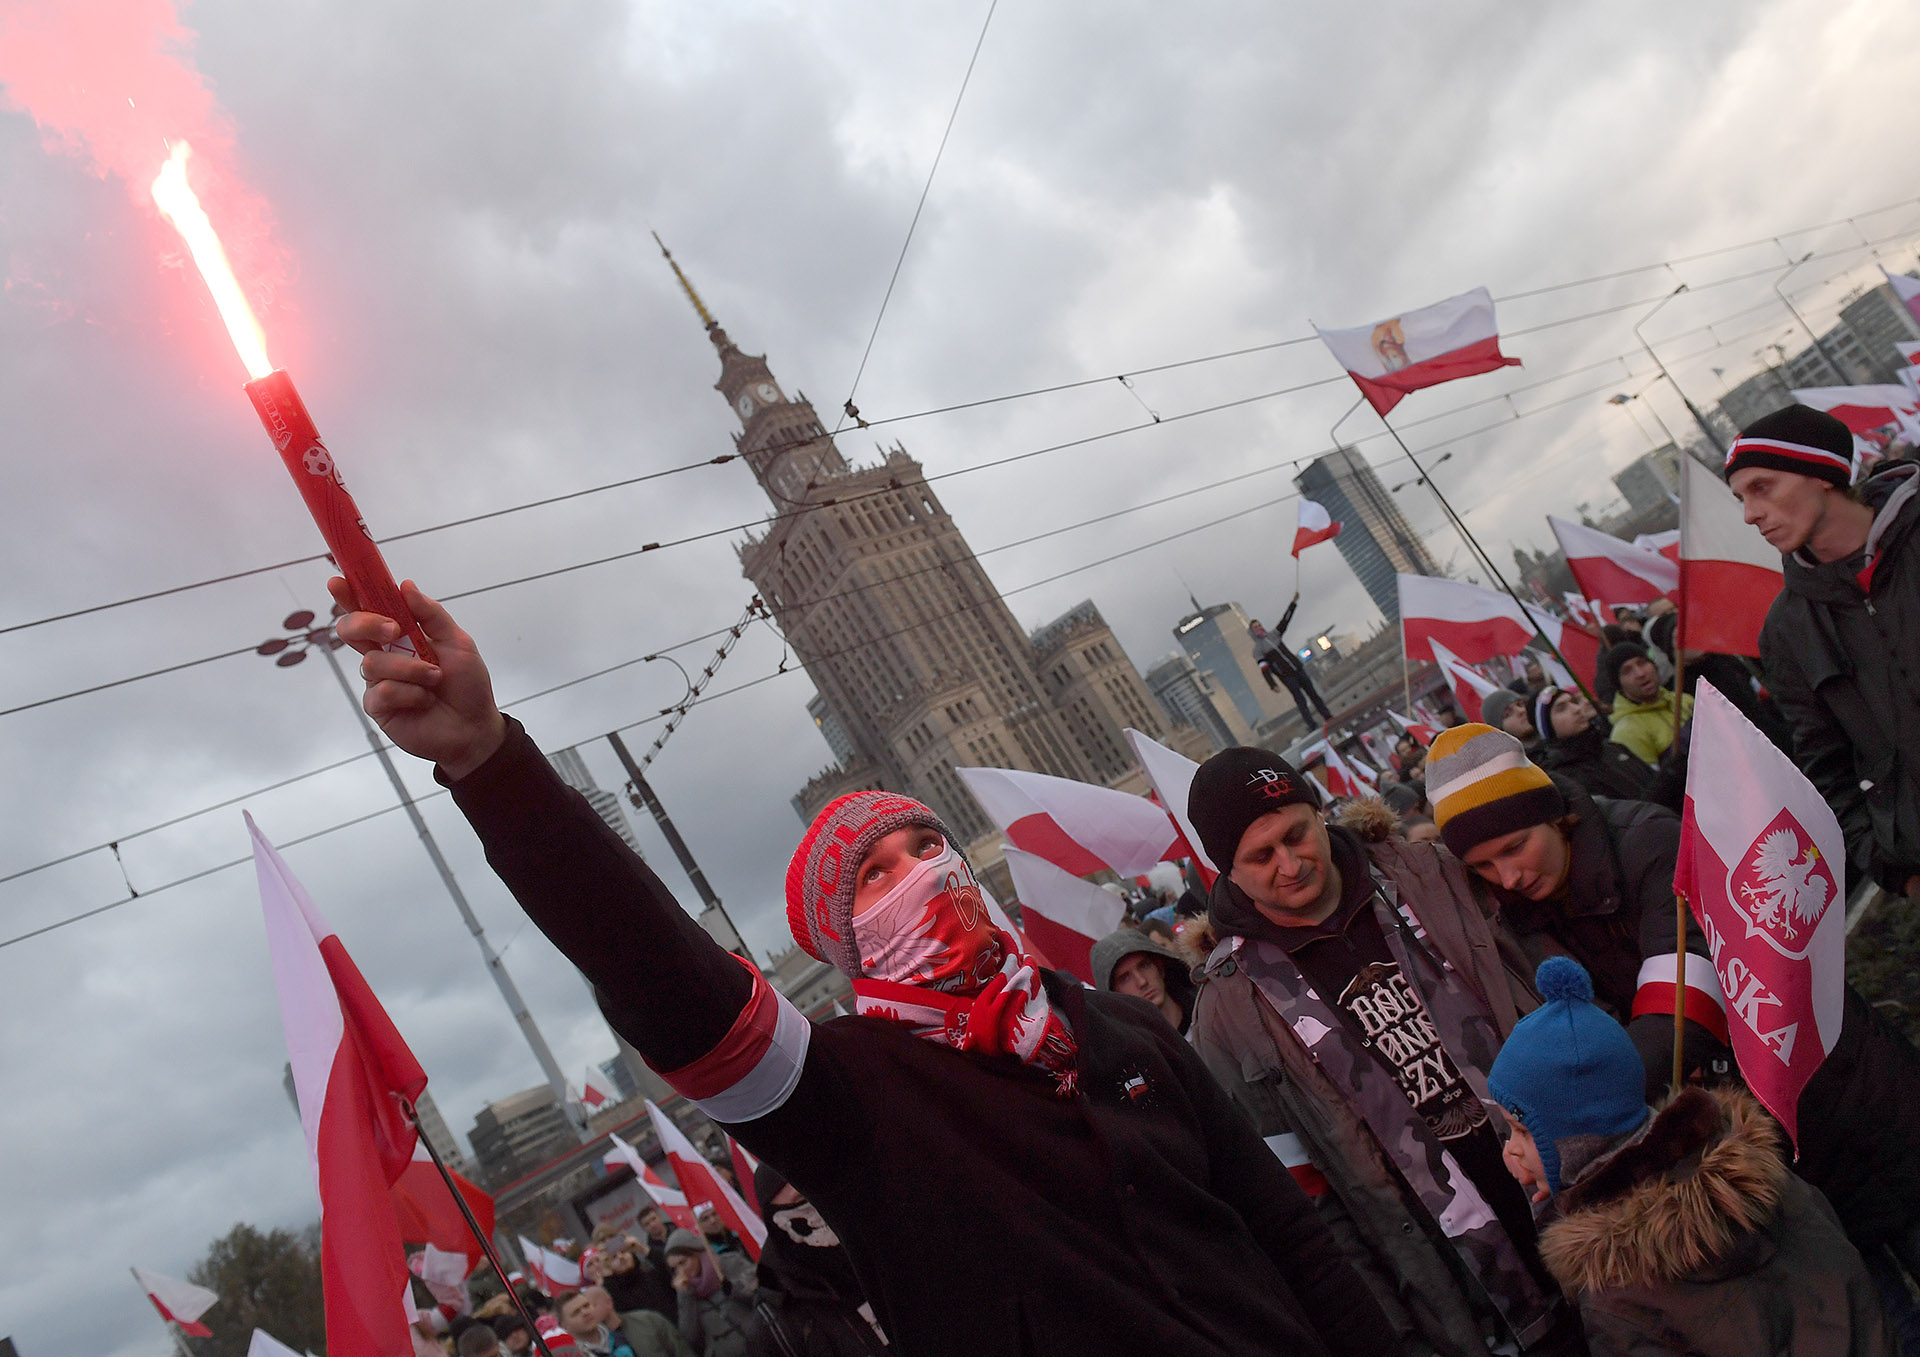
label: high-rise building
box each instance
[1173,599,1289,732]
[1031,600,1178,786]
[656,243,1181,846]
[1717,365,1795,434]
[1295,447,1440,624]
[1145,652,1250,752]
[470,1084,581,1187]
[412,1089,475,1176]
[547,747,642,854]
[1840,278,1920,381]
[1612,444,1680,519]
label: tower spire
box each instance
[653,231,718,333]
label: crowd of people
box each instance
[355,400,1918,1356]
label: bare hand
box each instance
[328,577,506,779]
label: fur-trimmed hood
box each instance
[1540,1086,1788,1296]
[1331,795,1401,842]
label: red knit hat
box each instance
[785,790,955,976]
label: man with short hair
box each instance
[457,1324,501,1357]
[1603,643,1690,766]
[333,581,1401,1357]
[1183,746,1575,1357]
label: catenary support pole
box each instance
[317,638,585,1137]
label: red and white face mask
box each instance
[852,840,1003,993]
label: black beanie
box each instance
[1601,642,1651,692]
[1725,404,1853,489]
[1188,747,1322,869]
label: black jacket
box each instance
[1486,780,1722,1098]
[1762,462,1920,891]
[1535,725,1661,805]
[447,722,1400,1357]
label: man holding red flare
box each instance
[331,578,1399,1357]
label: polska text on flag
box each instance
[1679,454,1783,658]
[1314,286,1520,417]
[1674,682,1846,1145]
[1292,498,1342,557]
[249,813,427,1357]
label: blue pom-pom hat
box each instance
[1487,958,1649,1194]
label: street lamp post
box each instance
[258,610,586,1138]
[1633,284,1728,457]
[1773,249,1850,385]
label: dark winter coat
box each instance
[1485,780,1724,1099]
[1192,811,1558,1357]
[678,1284,758,1357]
[1535,723,1659,804]
[446,721,1400,1357]
[1540,1087,1886,1357]
[1088,930,1197,1035]
[743,1279,887,1357]
[1762,462,1920,892]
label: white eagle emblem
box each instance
[1727,812,1838,959]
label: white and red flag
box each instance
[1548,516,1679,607]
[1124,729,1219,875]
[515,1237,582,1296]
[1000,845,1125,985]
[955,765,1178,877]
[406,1245,473,1316]
[1895,340,1920,367]
[1292,498,1343,556]
[644,1100,767,1260]
[133,1268,219,1338]
[1397,574,1597,682]
[390,1141,495,1274]
[1678,454,1783,657]
[1634,529,1681,563]
[1881,266,1920,327]
[249,814,427,1357]
[1429,638,1503,719]
[1314,286,1521,417]
[1299,740,1375,799]
[1387,710,1437,748]
[727,1135,762,1216]
[1789,384,1919,437]
[604,1132,699,1231]
[1675,682,1847,1146]
[580,1064,617,1111]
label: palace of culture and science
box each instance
[657,244,1207,867]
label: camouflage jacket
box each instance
[1194,830,1560,1356]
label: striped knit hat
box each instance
[1724,403,1853,489]
[1425,723,1565,858]
[785,790,957,976]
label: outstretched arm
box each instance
[332,580,806,1115]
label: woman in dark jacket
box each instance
[1530,686,1680,810]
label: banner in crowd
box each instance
[605,1132,699,1231]
[1001,845,1125,984]
[1397,573,1597,683]
[645,1100,767,1259]
[1548,515,1678,606]
[1314,286,1521,416]
[1125,729,1218,874]
[1292,498,1342,556]
[955,764,1179,877]
[516,1237,581,1295]
[1789,384,1920,441]
[1678,454,1782,658]
[249,813,426,1357]
[133,1268,219,1337]
[1674,682,1846,1146]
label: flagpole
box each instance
[130,1269,200,1357]
[401,1099,557,1357]
[1673,885,1690,1096]
[1378,417,1602,708]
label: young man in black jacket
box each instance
[332,580,1400,1357]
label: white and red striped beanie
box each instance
[785,790,959,976]
[1725,404,1853,489]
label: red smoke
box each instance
[0,0,283,317]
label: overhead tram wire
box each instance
[0,239,1900,726]
[4,204,1916,642]
[0,311,1796,913]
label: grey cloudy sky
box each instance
[1,1,1915,1353]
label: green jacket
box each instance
[1607,689,1691,765]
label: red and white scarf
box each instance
[847,842,1078,1095]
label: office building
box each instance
[470,1085,582,1187]
[1295,447,1440,624]
[412,1089,474,1177]
[1613,445,1680,519]
[1173,599,1289,732]
[1031,600,1178,785]
[1840,278,1920,381]
[547,747,642,855]
[1145,652,1250,752]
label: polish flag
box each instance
[1292,498,1343,556]
[1124,729,1218,874]
[249,814,426,1357]
[1895,340,1920,367]
[1675,681,1846,1145]
[604,1132,698,1230]
[1548,516,1679,606]
[516,1237,582,1296]
[645,1101,767,1259]
[1881,266,1920,327]
[1314,286,1521,417]
[390,1141,495,1272]
[1387,710,1436,747]
[727,1136,761,1216]
[1430,638,1502,720]
[407,1244,474,1315]
[580,1064,617,1111]
[1298,740,1375,799]
[955,765,1179,877]
[134,1268,219,1338]
[1789,384,1919,436]
[1679,454,1782,657]
[1001,845,1126,985]
[1397,573,1592,680]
